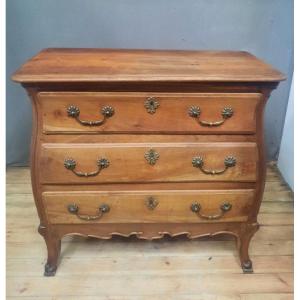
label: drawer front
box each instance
[43,190,255,224]
[40,143,257,184]
[39,92,261,134]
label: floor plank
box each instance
[6,297,241,300]
[7,239,294,260]
[258,213,293,225]
[240,294,293,300]
[6,273,293,297]
[7,255,293,277]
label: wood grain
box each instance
[43,190,254,224]
[11,49,285,83]
[6,274,293,296]
[39,92,260,134]
[40,142,257,184]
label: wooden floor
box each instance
[6,163,294,299]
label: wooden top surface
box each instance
[12,48,285,83]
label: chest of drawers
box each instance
[12,49,284,276]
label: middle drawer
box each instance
[40,143,257,184]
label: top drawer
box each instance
[38,92,261,134]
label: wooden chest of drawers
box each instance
[12,49,284,276]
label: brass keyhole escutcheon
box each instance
[144,149,160,165]
[145,197,159,210]
[144,97,160,114]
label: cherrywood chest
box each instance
[12,49,285,276]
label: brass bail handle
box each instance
[192,156,236,175]
[67,105,115,126]
[67,203,110,221]
[188,106,234,127]
[64,157,110,177]
[190,202,232,220]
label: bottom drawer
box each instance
[43,190,254,224]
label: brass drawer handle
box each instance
[145,196,159,210]
[67,203,110,221]
[188,106,233,127]
[64,157,109,177]
[67,105,114,126]
[192,155,236,175]
[191,202,232,220]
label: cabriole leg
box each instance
[38,225,61,276]
[237,223,259,273]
